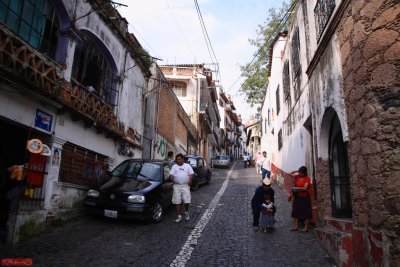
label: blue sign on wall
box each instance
[35,109,53,132]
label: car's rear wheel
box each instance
[150,201,163,223]
[206,170,211,184]
[191,177,199,191]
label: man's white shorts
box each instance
[172,184,191,204]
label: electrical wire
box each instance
[227,0,298,92]
[193,0,217,64]
[166,0,196,61]
[193,0,223,86]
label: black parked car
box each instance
[184,155,212,191]
[84,159,174,223]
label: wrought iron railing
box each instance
[212,129,219,147]
[282,61,290,100]
[59,144,109,188]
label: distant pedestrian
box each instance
[251,178,275,231]
[168,153,194,223]
[260,151,271,179]
[255,152,262,174]
[243,153,249,168]
[259,194,276,233]
[248,154,252,167]
[165,151,174,162]
[288,166,312,232]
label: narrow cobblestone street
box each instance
[1,162,336,267]
[184,162,336,267]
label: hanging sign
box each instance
[35,109,53,132]
[26,139,43,154]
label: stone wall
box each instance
[337,0,400,263]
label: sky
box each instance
[116,0,287,122]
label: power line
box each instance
[193,0,223,86]
[166,0,196,60]
[227,0,298,92]
[193,0,215,64]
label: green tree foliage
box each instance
[239,1,292,107]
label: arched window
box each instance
[72,32,118,106]
[0,0,60,59]
[329,114,352,218]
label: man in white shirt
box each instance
[168,153,194,222]
[261,151,271,179]
[243,153,249,168]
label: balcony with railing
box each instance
[235,127,242,136]
[225,136,234,145]
[0,24,140,148]
[200,107,212,134]
[212,129,220,148]
[225,123,234,132]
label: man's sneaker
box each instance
[184,212,190,221]
[175,215,182,223]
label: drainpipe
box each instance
[197,75,201,154]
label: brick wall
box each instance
[158,87,176,144]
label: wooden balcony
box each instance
[0,24,140,148]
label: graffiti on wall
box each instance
[157,139,167,158]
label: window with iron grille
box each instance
[285,113,293,136]
[72,33,119,106]
[0,0,59,59]
[171,81,187,97]
[291,27,301,80]
[278,129,283,150]
[59,143,109,187]
[282,61,290,100]
[329,113,352,218]
[314,0,336,41]
[286,92,292,112]
[264,116,267,133]
[276,85,281,115]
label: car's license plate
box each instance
[104,209,118,218]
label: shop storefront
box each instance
[0,117,52,245]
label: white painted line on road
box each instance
[169,161,236,267]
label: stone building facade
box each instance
[262,0,399,265]
[329,0,400,265]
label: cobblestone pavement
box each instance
[1,161,336,267]
[186,162,336,267]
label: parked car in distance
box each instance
[184,155,211,191]
[84,159,174,223]
[211,155,230,168]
